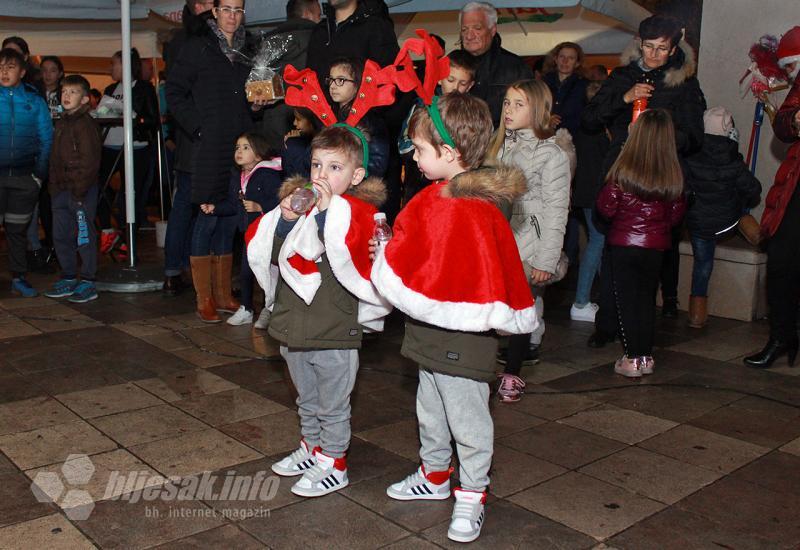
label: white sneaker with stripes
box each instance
[290,451,348,497]
[447,488,486,543]
[386,465,452,501]
[271,440,318,477]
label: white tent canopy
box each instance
[0,14,174,58]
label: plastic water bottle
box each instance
[373,213,392,247]
[290,184,318,214]
[77,208,89,247]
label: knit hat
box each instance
[777,26,800,68]
[703,106,738,142]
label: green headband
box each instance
[426,95,456,148]
[332,123,370,177]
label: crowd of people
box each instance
[1,0,800,543]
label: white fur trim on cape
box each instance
[371,248,538,335]
[246,209,281,311]
[325,195,393,328]
[278,209,323,305]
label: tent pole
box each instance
[153,57,166,221]
[121,0,136,267]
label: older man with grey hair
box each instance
[460,1,532,126]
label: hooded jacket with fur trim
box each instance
[371,166,537,382]
[582,39,707,172]
[246,175,389,349]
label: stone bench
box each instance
[675,235,767,321]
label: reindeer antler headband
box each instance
[387,29,455,148]
[282,60,397,176]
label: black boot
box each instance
[587,330,616,348]
[744,337,799,369]
[162,275,189,296]
[661,297,678,318]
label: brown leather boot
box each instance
[688,295,708,329]
[211,254,240,313]
[190,256,221,323]
[738,214,762,246]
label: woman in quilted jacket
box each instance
[487,79,572,402]
[596,109,685,378]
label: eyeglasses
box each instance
[641,42,671,54]
[325,76,356,87]
[216,6,245,16]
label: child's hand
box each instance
[313,179,333,211]
[368,238,378,261]
[549,114,562,128]
[279,194,301,221]
[243,200,262,213]
[530,268,552,285]
[200,203,215,214]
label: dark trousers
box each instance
[595,245,617,337]
[97,146,151,229]
[611,245,663,357]
[52,186,98,280]
[240,248,256,311]
[503,333,531,376]
[766,186,800,342]
[659,226,682,300]
[0,175,40,276]
[164,171,195,276]
[190,211,237,256]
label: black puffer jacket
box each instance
[306,0,399,77]
[259,18,317,150]
[467,34,533,127]
[685,134,762,239]
[166,24,255,204]
[582,40,706,172]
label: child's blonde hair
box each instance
[486,80,554,160]
[606,108,683,201]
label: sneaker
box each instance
[271,440,319,477]
[661,297,678,318]
[496,345,539,366]
[497,373,526,403]
[291,451,348,497]
[44,278,78,298]
[254,307,271,330]
[67,281,98,303]
[386,465,452,501]
[226,306,253,326]
[640,356,655,375]
[570,302,599,322]
[11,278,38,298]
[447,488,486,543]
[614,355,642,378]
[99,229,120,254]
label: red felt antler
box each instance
[344,59,397,126]
[388,29,450,105]
[283,65,337,126]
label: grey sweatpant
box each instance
[280,346,359,458]
[417,369,493,492]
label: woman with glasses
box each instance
[581,14,706,349]
[167,0,264,323]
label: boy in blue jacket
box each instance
[0,48,53,296]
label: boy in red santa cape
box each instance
[245,61,394,497]
[371,41,538,540]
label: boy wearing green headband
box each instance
[255,124,388,498]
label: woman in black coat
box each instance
[166,0,258,322]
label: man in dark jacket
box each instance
[161,0,214,295]
[459,1,533,127]
[582,15,706,346]
[259,0,321,151]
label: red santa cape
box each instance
[371,167,537,334]
[246,177,392,332]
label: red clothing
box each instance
[596,181,686,250]
[761,77,800,238]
